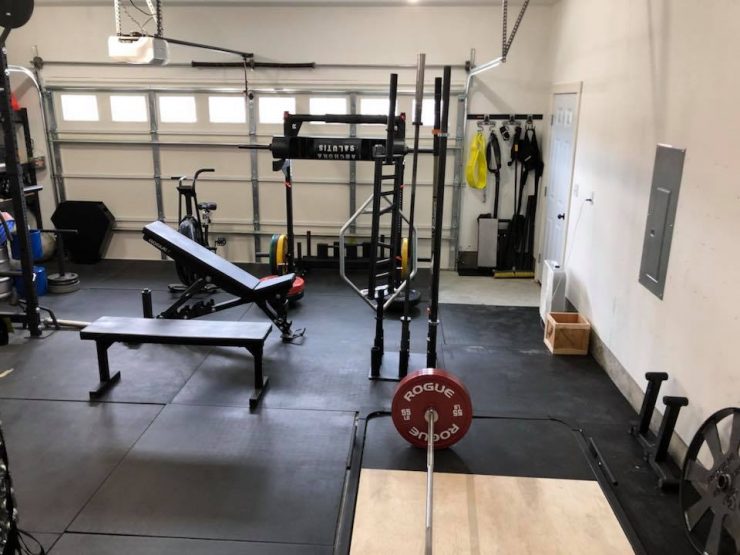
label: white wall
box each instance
[6,3,554,263]
[549,0,740,445]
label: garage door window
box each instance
[208,96,246,124]
[60,94,99,122]
[360,98,396,116]
[259,97,296,124]
[159,96,197,123]
[110,95,148,122]
[309,97,347,123]
[412,98,436,127]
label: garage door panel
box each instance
[291,159,349,182]
[107,231,161,260]
[159,147,249,178]
[60,145,152,175]
[65,178,157,222]
[293,184,348,224]
[162,180,253,223]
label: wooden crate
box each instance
[544,312,591,355]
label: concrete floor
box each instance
[439,270,540,306]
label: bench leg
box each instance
[89,340,121,399]
[245,343,268,411]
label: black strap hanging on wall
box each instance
[519,127,544,197]
[508,124,522,167]
[486,129,502,218]
[521,126,544,270]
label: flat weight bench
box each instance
[81,316,272,410]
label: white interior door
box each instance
[541,93,578,267]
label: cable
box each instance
[128,0,151,17]
[120,0,156,34]
[16,529,45,554]
[120,5,146,34]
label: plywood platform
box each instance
[351,469,634,555]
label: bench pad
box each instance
[81,316,272,346]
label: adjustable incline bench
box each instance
[79,221,305,409]
[142,220,302,341]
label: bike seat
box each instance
[198,202,217,211]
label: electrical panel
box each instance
[639,144,686,299]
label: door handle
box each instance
[557,213,565,220]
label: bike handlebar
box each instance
[169,168,216,188]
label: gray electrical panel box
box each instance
[639,144,686,299]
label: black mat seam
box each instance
[157,342,224,402]
[55,530,335,549]
[166,403,359,417]
[62,403,167,536]
[0,395,170,410]
[0,397,169,407]
[47,534,61,552]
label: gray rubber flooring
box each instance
[363,415,595,481]
[70,405,354,545]
[50,534,331,555]
[0,260,694,554]
[0,399,162,533]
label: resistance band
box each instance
[465,130,488,190]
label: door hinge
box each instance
[537,253,542,264]
[543,186,547,197]
[550,114,554,126]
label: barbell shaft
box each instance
[425,408,435,555]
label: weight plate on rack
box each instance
[401,237,411,279]
[391,368,473,449]
[269,233,288,275]
[680,407,740,555]
[276,234,287,270]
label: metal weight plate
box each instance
[401,237,411,279]
[276,234,287,270]
[269,234,280,275]
[680,407,740,555]
[392,368,473,449]
[47,272,80,294]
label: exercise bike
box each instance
[168,168,226,293]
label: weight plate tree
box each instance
[680,407,740,555]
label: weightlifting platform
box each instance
[340,414,644,555]
[351,470,633,554]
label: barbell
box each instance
[391,368,473,554]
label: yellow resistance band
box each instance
[465,131,488,190]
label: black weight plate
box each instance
[680,407,740,555]
[0,0,34,29]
